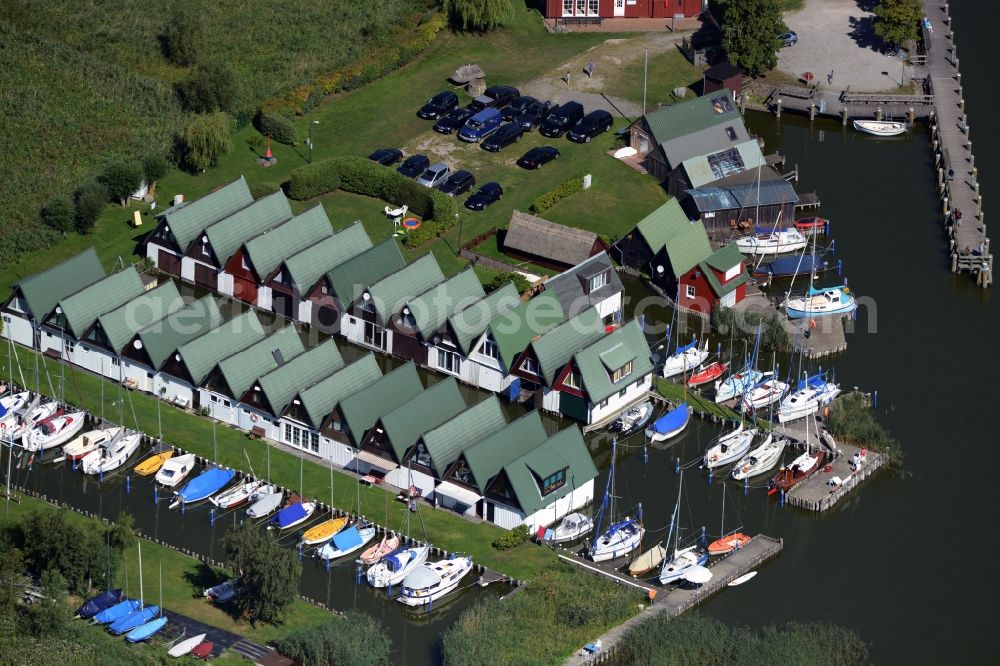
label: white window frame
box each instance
[724,264,741,282]
[522,357,540,375]
[438,349,462,375]
[480,337,500,360]
[589,272,608,293]
[686,284,696,299]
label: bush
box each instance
[162,1,201,66]
[488,271,531,294]
[74,180,109,233]
[40,196,75,234]
[275,611,391,666]
[253,110,298,146]
[183,112,233,172]
[530,174,584,214]
[250,181,280,200]
[444,0,513,31]
[142,154,168,195]
[711,306,789,351]
[179,60,242,114]
[492,524,529,550]
[98,159,144,207]
[826,393,903,468]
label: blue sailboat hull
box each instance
[754,254,826,277]
[176,468,234,503]
[76,588,122,618]
[109,605,159,635]
[93,598,141,625]
[125,616,168,642]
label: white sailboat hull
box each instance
[662,346,709,379]
[168,633,208,657]
[22,412,86,452]
[703,429,755,469]
[82,433,142,475]
[589,525,645,562]
[658,546,707,584]
[714,371,762,403]
[741,380,789,411]
[246,490,283,518]
[368,546,431,588]
[731,435,785,480]
[735,230,808,256]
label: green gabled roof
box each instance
[176,311,266,385]
[95,281,183,352]
[421,397,507,477]
[136,295,223,369]
[242,204,333,280]
[368,254,444,323]
[339,363,423,444]
[216,326,305,398]
[326,237,406,307]
[204,190,291,265]
[644,92,742,148]
[573,320,653,404]
[530,307,606,385]
[634,198,689,253]
[664,220,712,277]
[501,426,597,516]
[297,355,382,429]
[160,177,253,250]
[379,377,467,462]
[449,283,521,356]
[55,267,145,338]
[257,338,343,416]
[490,291,565,368]
[462,411,549,493]
[406,269,485,339]
[284,222,372,293]
[699,244,749,298]
[13,248,105,322]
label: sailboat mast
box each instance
[137,540,144,608]
[720,485,725,538]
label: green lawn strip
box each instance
[602,47,706,108]
[0,345,555,580]
[1,492,329,647]
[653,377,741,423]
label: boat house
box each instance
[682,176,799,235]
[502,210,608,271]
[677,243,749,314]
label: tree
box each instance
[98,160,144,207]
[717,0,784,76]
[443,0,512,31]
[19,510,105,595]
[163,1,202,66]
[222,525,300,624]
[183,113,233,172]
[74,181,109,234]
[873,0,921,49]
[142,154,168,196]
[276,611,391,666]
[39,196,75,234]
[0,547,24,613]
[29,569,70,636]
[178,60,242,113]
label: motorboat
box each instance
[133,450,173,476]
[708,532,752,556]
[81,432,142,475]
[645,402,689,442]
[154,453,196,487]
[246,488,283,518]
[794,216,828,233]
[735,228,808,256]
[92,598,142,625]
[628,544,665,577]
[703,426,755,469]
[361,533,401,566]
[317,525,377,561]
[108,605,159,635]
[714,369,763,403]
[210,478,267,510]
[64,427,123,461]
[168,633,208,658]
[270,500,317,530]
[398,555,474,607]
[545,512,594,544]
[22,410,86,452]
[170,467,235,508]
[753,253,827,278]
[731,434,785,481]
[75,588,122,619]
[741,376,789,411]
[658,545,709,584]
[606,401,653,438]
[300,515,348,546]
[662,339,709,378]
[125,616,167,643]
[687,362,727,388]
[770,450,826,493]
[777,373,840,423]
[785,284,857,319]
[853,119,908,136]
[367,545,430,588]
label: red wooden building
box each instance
[545,0,704,20]
[677,243,749,315]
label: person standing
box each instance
[587,61,595,78]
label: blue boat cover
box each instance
[93,598,140,624]
[672,338,698,355]
[797,372,827,390]
[807,284,846,296]
[272,501,307,528]
[384,547,416,572]
[125,616,167,643]
[109,605,159,635]
[177,468,235,503]
[332,526,362,551]
[76,588,121,618]
[652,402,689,434]
[758,254,825,276]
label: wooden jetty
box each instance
[562,535,783,665]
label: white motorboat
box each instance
[776,373,840,423]
[714,369,763,403]
[398,555,473,607]
[703,426,755,469]
[21,411,86,452]
[853,119,908,136]
[368,545,431,588]
[731,434,785,480]
[606,401,654,438]
[210,478,267,510]
[316,525,376,561]
[546,512,594,544]
[63,427,124,461]
[741,376,789,411]
[168,632,207,658]
[154,454,196,487]
[662,339,709,378]
[0,391,30,430]
[13,400,60,439]
[735,228,807,256]
[246,489,283,519]
[785,285,857,319]
[81,432,141,475]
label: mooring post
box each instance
[776,98,782,119]
[907,107,915,123]
[841,107,848,126]
[943,196,949,215]
[809,104,815,121]
[875,107,883,121]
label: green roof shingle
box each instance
[490,291,565,368]
[55,267,146,338]
[326,237,406,308]
[256,338,343,416]
[12,248,105,322]
[176,311,266,385]
[338,363,423,444]
[634,199,711,278]
[296,355,382,429]
[378,377,467,462]
[216,326,305,398]
[421,397,507,477]
[242,204,333,280]
[573,320,653,404]
[204,190,291,265]
[284,222,372,293]
[449,283,521,356]
[94,281,183,352]
[406,269,485,339]
[368,254,444,324]
[501,425,597,517]
[462,411,549,493]
[160,177,253,250]
[530,307,606,385]
[135,295,224,369]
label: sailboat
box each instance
[108,541,158,635]
[770,417,826,494]
[247,488,283,518]
[125,615,167,643]
[81,431,141,475]
[658,473,709,585]
[753,252,827,278]
[92,598,142,625]
[360,532,401,566]
[628,543,666,578]
[785,283,857,319]
[735,226,808,256]
[740,373,789,411]
[154,453,196,487]
[588,438,644,562]
[0,391,30,428]
[13,399,60,439]
[687,361,728,388]
[75,588,123,619]
[776,372,840,423]
[133,450,173,476]
[300,456,348,545]
[168,633,208,657]
[662,339,709,379]
[271,498,317,530]
[645,402,690,442]
[702,426,756,469]
[21,410,86,452]
[706,485,751,556]
[731,433,785,480]
[210,478,267,510]
[317,523,377,561]
[714,368,763,404]
[367,544,431,588]
[169,467,235,508]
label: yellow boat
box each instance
[134,450,174,476]
[300,516,348,546]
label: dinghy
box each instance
[853,119,908,136]
[133,450,173,476]
[270,500,317,530]
[168,632,207,658]
[731,434,785,481]
[81,432,141,475]
[785,284,856,319]
[728,571,757,586]
[741,376,789,411]
[708,532,751,556]
[170,467,235,508]
[367,545,431,588]
[687,362,727,388]
[210,478,267,510]
[64,427,123,461]
[714,369,763,403]
[155,454,196,487]
[546,512,594,544]
[108,605,159,635]
[753,253,827,278]
[204,579,239,603]
[190,641,214,659]
[125,616,167,643]
[735,228,808,256]
[703,427,755,469]
[628,544,665,577]
[300,515,348,546]
[246,488,283,518]
[75,588,122,619]
[606,401,653,438]
[662,339,709,378]
[361,533,401,566]
[645,402,689,442]
[794,216,828,233]
[22,410,86,452]
[93,598,142,625]
[317,525,376,561]
[398,555,474,607]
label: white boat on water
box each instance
[731,434,785,481]
[316,525,376,561]
[785,285,857,319]
[545,512,594,544]
[13,400,60,439]
[662,339,709,378]
[63,427,123,461]
[210,478,267,510]
[853,119,908,137]
[589,439,644,562]
[81,432,142,475]
[155,453,196,487]
[714,369,763,403]
[777,374,840,424]
[246,489,283,518]
[741,376,789,411]
[0,391,30,430]
[368,545,430,588]
[703,426,756,469]
[22,411,86,452]
[168,632,207,658]
[645,402,690,443]
[658,473,708,585]
[735,228,807,256]
[398,555,474,607]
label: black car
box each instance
[433,107,475,134]
[483,85,520,109]
[516,100,554,132]
[397,154,430,178]
[368,148,403,166]
[418,91,459,119]
[516,146,560,170]
[481,122,524,152]
[437,170,476,196]
[539,101,584,138]
[502,96,538,121]
[567,110,614,143]
[466,95,498,113]
[464,182,503,211]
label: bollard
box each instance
[841,108,848,126]
[126,476,131,494]
[210,508,215,526]
[780,490,785,507]
[181,500,186,515]
[809,104,815,121]
[298,543,303,561]
[153,486,159,505]
[700,526,707,545]
[744,477,749,496]
[326,555,331,572]
[873,390,879,409]
[825,219,831,235]
[708,468,714,485]
[675,457,680,473]
[643,445,648,465]
[837,259,843,276]
[99,469,103,483]
[776,98,782,119]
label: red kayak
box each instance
[794,216,828,232]
[687,362,728,387]
[191,641,214,659]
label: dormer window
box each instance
[589,271,607,293]
[724,263,741,282]
[610,361,633,383]
[522,357,539,375]
[401,310,416,328]
[541,468,567,495]
[479,337,499,360]
[241,254,249,270]
[564,370,580,389]
[201,242,211,258]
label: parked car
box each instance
[483,85,520,108]
[481,122,524,152]
[434,107,475,134]
[465,182,503,211]
[539,101,584,138]
[458,108,503,143]
[778,31,798,47]
[418,91,459,119]
[502,96,537,121]
[516,100,554,132]
[517,146,560,170]
[368,148,403,166]
[567,110,614,143]
[467,95,498,113]
[397,154,430,178]
[437,170,476,197]
[415,163,451,188]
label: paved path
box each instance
[161,608,275,661]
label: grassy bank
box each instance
[654,378,743,424]
[0,344,556,580]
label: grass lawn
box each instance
[601,47,706,109]
[654,377,742,423]
[0,344,557,581]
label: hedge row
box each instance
[253,110,298,146]
[530,173,584,214]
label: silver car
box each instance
[415,163,451,188]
